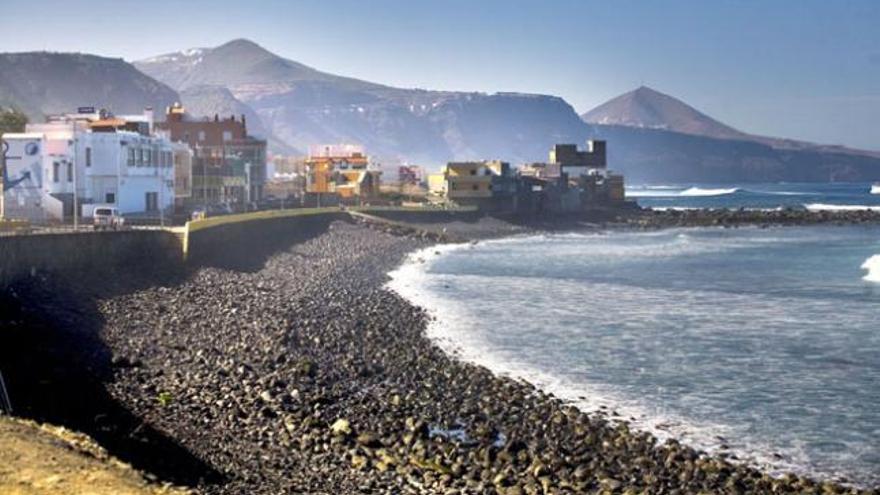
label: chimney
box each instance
[144,107,154,134]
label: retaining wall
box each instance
[183,208,349,271]
[0,230,184,288]
[0,207,471,287]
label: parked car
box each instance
[93,207,125,231]
[190,207,207,221]
[256,195,285,210]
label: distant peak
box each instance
[216,38,267,52]
[582,86,747,140]
[631,85,666,97]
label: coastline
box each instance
[1,212,878,493]
[388,227,880,490]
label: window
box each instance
[472,184,478,191]
[198,131,206,142]
[223,131,232,142]
[470,169,476,176]
[137,148,144,166]
[127,147,135,166]
[52,162,60,182]
[144,148,151,166]
[85,147,92,167]
[106,192,115,203]
[67,162,73,182]
[145,192,158,212]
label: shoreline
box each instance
[389,231,879,490]
[0,214,877,493]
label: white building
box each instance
[2,108,177,223]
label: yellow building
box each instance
[305,145,380,199]
[427,170,448,197]
[432,160,516,211]
[444,160,511,199]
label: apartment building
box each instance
[157,103,266,209]
[2,108,178,222]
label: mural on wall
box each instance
[2,138,45,219]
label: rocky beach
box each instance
[2,212,879,494]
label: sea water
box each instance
[627,182,880,211]
[388,225,880,486]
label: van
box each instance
[93,207,125,231]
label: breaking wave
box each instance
[679,187,740,197]
[871,185,880,195]
[862,255,880,283]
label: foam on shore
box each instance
[804,203,880,212]
[385,237,831,484]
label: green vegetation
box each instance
[0,108,28,135]
[156,392,173,407]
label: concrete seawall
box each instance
[0,207,476,288]
[0,230,184,288]
[184,208,350,271]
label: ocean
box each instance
[387,185,880,486]
[627,182,880,211]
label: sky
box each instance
[1,0,878,150]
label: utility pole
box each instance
[1,139,7,221]
[72,134,78,230]
[159,155,165,227]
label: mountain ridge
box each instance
[0,52,179,120]
[2,41,878,182]
[136,39,586,165]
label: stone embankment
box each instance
[631,207,880,229]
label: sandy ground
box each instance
[0,416,188,495]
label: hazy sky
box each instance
[1,0,878,149]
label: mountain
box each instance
[136,40,880,182]
[582,86,749,141]
[0,52,179,120]
[583,86,880,158]
[581,86,880,182]
[135,39,590,165]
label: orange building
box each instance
[305,144,380,199]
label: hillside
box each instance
[587,124,880,183]
[136,39,589,165]
[0,52,179,120]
